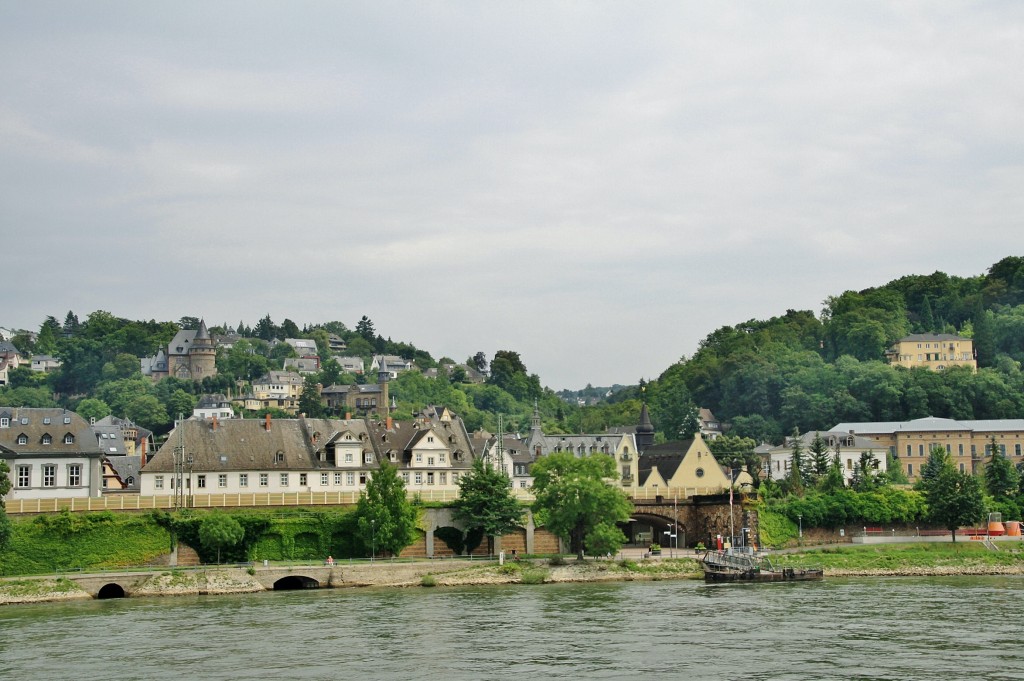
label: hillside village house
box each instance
[193,394,235,421]
[885,333,976,371]
[472,431,536,490]
[831,416,1024,481]
[334,356,365,374]
[238,370,305,414]
[637,438,739,498]
[370,354,414,379]
[0,407,104,500]
[756,431,889,483]
[140,408,476,497]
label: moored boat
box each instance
[701,549,823,583]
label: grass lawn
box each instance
[770,541,1024,571]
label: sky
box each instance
[2,2,1022,390]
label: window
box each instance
[402,472,410,483]
[42,464,56,487]
[41,434,52,445]
[945,444,951,454]
[1017,444,1022,456]
[321,473,329,486]
[16,465,30,488]
[439,472,447,485]
[695,468,705,478]
[906,444,911,457]
[346,472,355,485]
[427,472,434,485]
[155,475,164,490]
[427,457,434,466]
[908,463,913,476]
[415,472,423,484]
[452,472,460,483]
[259,473,268,487]
[345,452,353,463]
[439,453,446,463]
[959,444,964,456]
[218,474,227,488]
[415,453,423,463]
[971,445,977,456]
[64,433,74,445]
[0,417,8,428]
[68,464,82,487]
[43,417,51,425]
[918,444,924,456]
[280,473,289,487]
[299,473,308,486]
[520,480,527,488]
[240,473,249,487]
[334,472,343,485]
[17,434,27,445]
[364,452,373,464]
[359,472,367,485]
[960,463,965,473]
[275,451,285,463]
[197,474,206,489]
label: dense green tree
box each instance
[925,465,985,542]
[280,319,300,339]
[254,314,277,341]
[198,512,245,563]
[453,457,524,556]
[165,389,197,421]
[101,352,142,381]
[807,432,831,481]
[355,316,376,342]
[984,435,1020,499]
[531,452,632,560]
[707,435,759,482]
[648,362,699,440]
[354,461,418,558]
[0,387,58,408]
[917,445,952,489]
[470,351,488,374]
[74,397,111,422]
[297,375,326,418]
[787,428,806,495]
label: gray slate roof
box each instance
[831,417,1024,434]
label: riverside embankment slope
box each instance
[5,545,1024,606]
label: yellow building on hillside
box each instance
[885,333,975,371]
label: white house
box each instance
[0,408,104,500]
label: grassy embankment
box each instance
[770,541,1024,575]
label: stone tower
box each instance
[188,319,217,379]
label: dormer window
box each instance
[64,416,71,424]
[275,451,285,463]
[43,417,51,425]
[17,434,28,445]
[0,417,8,428]
[41,434,52,445]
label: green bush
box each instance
[420,573,437,587]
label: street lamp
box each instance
[371,519,376,563]
[798,514,803,541]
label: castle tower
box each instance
[189,319,217,379]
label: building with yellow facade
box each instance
[885,333,976,371]
[831,416,1024,482]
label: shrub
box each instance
[520,569,548,584]
[548,555,567,566]
[420,573,437,587]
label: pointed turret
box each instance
[636,402,655,452]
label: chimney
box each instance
[142,438,148,459]
[386,416,393,431]
[265,413,271,431]
[345,412,351,420]
[212,415,218,431]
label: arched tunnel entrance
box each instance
[621,512,689,551]
[273,575,321,591]
[97,583,126,599]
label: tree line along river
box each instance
[2,576,1022,680]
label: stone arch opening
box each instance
[625,512,689,549]
[97,583,126,599]
[273,575,320,590]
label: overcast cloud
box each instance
[2,2,1022,389]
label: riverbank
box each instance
[5,543,1024,606]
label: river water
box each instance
[2,576,1022,680]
